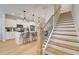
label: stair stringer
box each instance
[43,15,60,54]
[72,18,79,42]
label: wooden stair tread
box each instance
[47,47,70,55]
[58,20,74,21]
[54,31,77,34]
[56,24,74,26]
[49,41,79,51]
[56,25,75,27]
[51,36,79,43]
[50,39,79,47]
[47,44,79,55]
[55,28,76,31]
[52,35,77,39]
[57,23,74,25]
[55,26,75,28]
[53,33,77,36]
[58,20,74,23]
[53,31,77,36]
[54,30,76,32]
[53,38,79,43]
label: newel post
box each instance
[36,23,44,55]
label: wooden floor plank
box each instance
[0,39,37,55]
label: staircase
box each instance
[45,12,79,55]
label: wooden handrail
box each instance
[53,5,61,16]
[42,5,61,54]
[43,6,61,29]
[43,15,53,29]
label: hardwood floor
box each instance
[0,39,37,55]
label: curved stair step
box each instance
[55,28,76,31]
[59,20,74,22]
[53,31,77,36]
[49,41,79,51]
[52,34,77,40]
[51,37,79,43]
[57,21,74,24]
[52,35,78,43]
[47,44,79,55]
[50,39,79,47]
[58,21,74,23]
[56,25,75,28]
[55,26,75,28]
[54,30,76,32]
[47,47,70,55]
[57,23,74,25]
[45,13,78,55]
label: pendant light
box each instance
[23,10,26,21]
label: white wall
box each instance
[0,13,2,39]
[0,5,54,40]
[5,18,35,28]
[72,5,79,33]
[61,4,72,13]
[6,18,28,27]
[31,5,54,23]
[72,5,79,41]
[0,5,54,23]
[0,12,6,41]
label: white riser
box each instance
[59,20,74,22]
[52,35,77,40]
[54,31,77,35]
[60,20,73,22]
[58,22,73,24]
[56,24,74,26]
[59,21,74,23]
[60,20,74,21]
[48,44,79,55]
[57,23,74,25]
[56,25,75,27]
[55,27,76,30]
[50,39,79,47]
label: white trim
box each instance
[43,28,54,54]
[72,17,79,42]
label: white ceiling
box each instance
[0,4,54,20]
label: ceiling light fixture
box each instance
[23,10,34,22]
[23,10,26,21]
[32,14,34,16]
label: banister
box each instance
[53,5,61,16]
[42,5,61,54]
[43,15,53,29]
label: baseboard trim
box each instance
[5,38,15,41]
[0,38,16,42]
